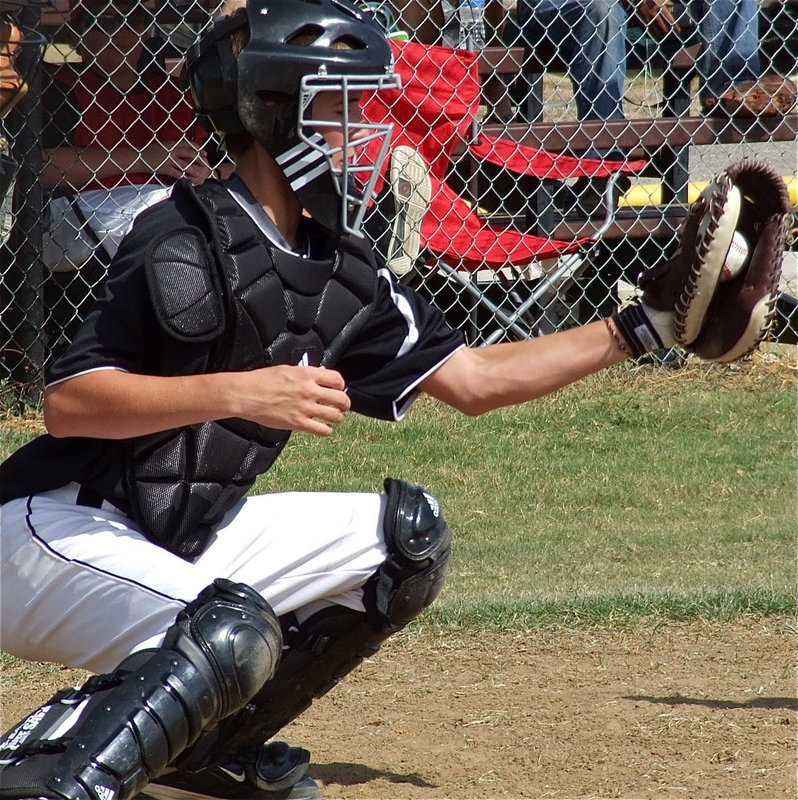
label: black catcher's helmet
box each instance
[186,0,400,236]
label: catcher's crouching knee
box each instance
[366,477,453,632]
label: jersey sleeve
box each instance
[338,268,465,421]
[45,200,211,386]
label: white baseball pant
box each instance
[0,482,387,673]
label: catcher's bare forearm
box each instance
[420,320,627,416]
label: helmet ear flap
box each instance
[186,15,247,136]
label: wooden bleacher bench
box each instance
[461,46,797,242]
[481,112,798,240]
[503,114,798,153]
[40,0,213,34]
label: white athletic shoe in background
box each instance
[385,146,432,278]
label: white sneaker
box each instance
[385,146,432,277]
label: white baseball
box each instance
[721,230,750,282]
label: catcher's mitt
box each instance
[639,159,793,362]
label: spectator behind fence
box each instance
[1,12,23,248]
[515,0,796,121]
[42,0,212,192]
[361,2,515,121]
[40,0,223,275]
[1,3,44,249]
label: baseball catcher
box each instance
[0,2,790,800]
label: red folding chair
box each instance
[362,40,647,343]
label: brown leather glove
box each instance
[638,160,793,363]
[716,76,797,117]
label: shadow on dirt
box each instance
[311,762,436,789]
[624,693,798,710]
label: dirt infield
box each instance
[2,619,795,798]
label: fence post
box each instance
[2,2,44,400]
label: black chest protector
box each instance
[126,179,378,560]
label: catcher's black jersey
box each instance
[0,179,465,505]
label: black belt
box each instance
[75,485,106,509]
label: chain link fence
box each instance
[1,0,796,396]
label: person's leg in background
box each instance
[516,0,631,213]
[517,0,629,122]
[693,0,760,108]
[392,0,447,44]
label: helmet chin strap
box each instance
[277,132,330,192]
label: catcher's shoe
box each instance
[146,743,320,800]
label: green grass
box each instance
[2,355,796,629]
[259,358,797,627]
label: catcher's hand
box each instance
[634,159,793,362]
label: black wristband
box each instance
[611,305,664,359]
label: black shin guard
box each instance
[0,580,282,800]
[213,605,387,757]
[186,479,453,763]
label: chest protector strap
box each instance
[128,179,378,559]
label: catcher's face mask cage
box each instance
[0,15,45,119]
[294,69,398,236]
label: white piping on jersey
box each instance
[45,365,128,389]
[378,267,418,358]
[392,343,465,421]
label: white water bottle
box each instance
[458,0,486,50]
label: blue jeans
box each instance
[697,0,761,104]
[517,0,629,121]
[516,0,762,119]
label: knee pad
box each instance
[164,579,282,715]
[0,579,281,800]
[367,477,452,631]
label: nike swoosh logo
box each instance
[218,767,246,783]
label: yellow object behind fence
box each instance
[619,175,798,208]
